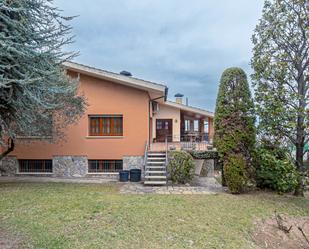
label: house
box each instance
[0,62,214,183]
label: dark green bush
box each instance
[256,148,298,193]
[214,68,256,192]
[224,154,247,194]
[189,150,218,160]
[168,151,195,184]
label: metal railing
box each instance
[143,141,148,172]
[165,136,168,185]
[180,133,209,142]
[150,134,212,152]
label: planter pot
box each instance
[130,169,141,182]
[119,170,129,182]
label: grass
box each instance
[0,182,308,249]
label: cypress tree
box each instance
[214,68,256,193]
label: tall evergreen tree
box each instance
[214,68,256,193]
[0,0,86,159]
[251,0,308,196]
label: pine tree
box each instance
[214,68,256,193]
[0,0,86,159]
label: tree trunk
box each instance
[294,65,306,197]
[294,143,305,197]
[0,138,14,161]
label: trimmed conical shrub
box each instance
[214,68,256,193]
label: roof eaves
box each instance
[165,101,214,117]
[63,61,167,93]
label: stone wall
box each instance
[123,156,144,176]
[204,159,214,177]
[0,155,143,179]
[0,156,18,176]
[53,156,88,177]
[194,159,214,177]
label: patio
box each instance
[0,176,224,194]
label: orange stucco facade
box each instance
[12,72,150,160]
[5,63,215,166]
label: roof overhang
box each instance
[63,61,167,101]
[164,101,214,118]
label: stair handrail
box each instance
[165,136,168,184]
[143,141,148,172]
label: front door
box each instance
[156,119,172,142]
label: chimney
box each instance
[174,93,184,104]
[120,70,132,76]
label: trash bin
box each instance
[130,169,141,182]
[119,170,129,182]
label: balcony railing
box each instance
[150,134,213,152]
[180,132,209,142]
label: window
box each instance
[156,120,162,129]
[204,119,209,133]
[194,120,199,132]
[19,160,52,173]
[89,115,123,136]
[184,120,191,132]
[88,160,123,173]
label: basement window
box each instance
[19,160,53,173]
[88,160,123,173]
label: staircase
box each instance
[144,151,167,185]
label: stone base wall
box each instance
[0,156,18,176]
[53,156,88,177]
[86,173,119,179]
[0,155,144,179]
[123,156,144,176]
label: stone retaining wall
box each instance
[0,156,18,176]
[0,155,144,179]
[123,156,144,177]
[53,156,88,177]
[194,159,214,177]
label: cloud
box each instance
[55,0,264,111]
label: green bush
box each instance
[224,154,247,194]
[256,148,298,193]
[168,151,195,184]
[189,150,219,160]
[214,68,256,191]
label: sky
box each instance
[54,0,264,111]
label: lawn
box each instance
[0,182,308,249]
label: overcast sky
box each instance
[55,0,264,111]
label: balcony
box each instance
[150,133,213,152]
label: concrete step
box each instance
[147,161,165,164]
[145,175,167,179]
[147,153,166,156]
[144,181,167,185]
[145,166,166,170]
[147,155,166,159]
[147,159,165,162]
[145,171,166,174]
